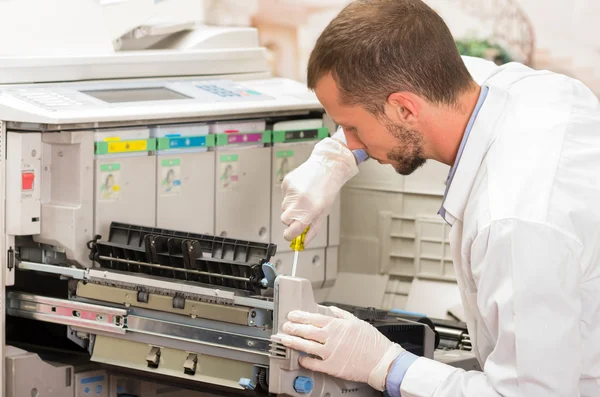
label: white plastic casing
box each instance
[6,132,42,236]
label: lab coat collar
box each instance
[441,86,509,225]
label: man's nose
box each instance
[344,130,367,151]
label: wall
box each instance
[245,0,600,94]
[425,0,600,95]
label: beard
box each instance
[385,123,426,175]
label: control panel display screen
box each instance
[81,87,191,103]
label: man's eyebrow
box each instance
[329,117,341,126]
[329,117,355,131]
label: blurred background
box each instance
[202,0,600,98]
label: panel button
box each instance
[21,171,34,191]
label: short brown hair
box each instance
[307,0,474,114]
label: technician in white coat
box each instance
[277,1,600,396]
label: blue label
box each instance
[84,387,90,394]
[96,385,103,394]
[169,136,206,149]
[81,375,105,384]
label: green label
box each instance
[162,158,181,167]
[100,163,120,172]
[220,154,239,163]
[147,138,157,151]
[157,138,170,151]
[276,150,294,158]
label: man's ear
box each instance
[386,92,419,124]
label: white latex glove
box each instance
[281,137,359,244]
[278,306,406,391]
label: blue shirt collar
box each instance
[439,85,489,222]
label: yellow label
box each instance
[107,140,147,153]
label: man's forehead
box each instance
[314,74,362,126]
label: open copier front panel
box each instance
[0,25,435,397]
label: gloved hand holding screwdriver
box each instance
[279,125,421,395]
[278,128,417,393]
[280,128,361,244]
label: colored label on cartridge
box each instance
[95,138,156,155]
[220,154,239,162]
[98,163,121,201]
[272,127,329,143]
[276,150,294,158]
[216,131,270,146]
[219,154,239,190]
[161,158,182,196]
[157,136,210,150]
[228,133,262,144]
[275,150,294,186]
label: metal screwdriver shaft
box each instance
[292,251,300,278]
[290,226,310,277]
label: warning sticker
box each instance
[98,163,121,201]
[219,154,239,191]
[275,150,294,186]
[160,158,182,196]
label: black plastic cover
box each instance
[320,301,440,354]
[320,302,388,322]
[88,222,277,293]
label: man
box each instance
[277,0,600,396]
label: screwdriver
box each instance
[290,226,310,277]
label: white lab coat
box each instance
[399,58,600,396]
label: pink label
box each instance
[227,133,263,144]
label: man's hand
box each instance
[278,306,405,391]
[281,137,359,244]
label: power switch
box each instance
[21,171,34,191]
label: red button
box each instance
[22,172,34,190]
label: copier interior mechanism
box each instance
[8,221,434,397]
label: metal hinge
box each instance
[7,247,15,271]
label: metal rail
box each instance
[6,292,127,335]
[98,255,252,283]
[126,315,271,356]
[6,291,271,356]
[14,260,276,311]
